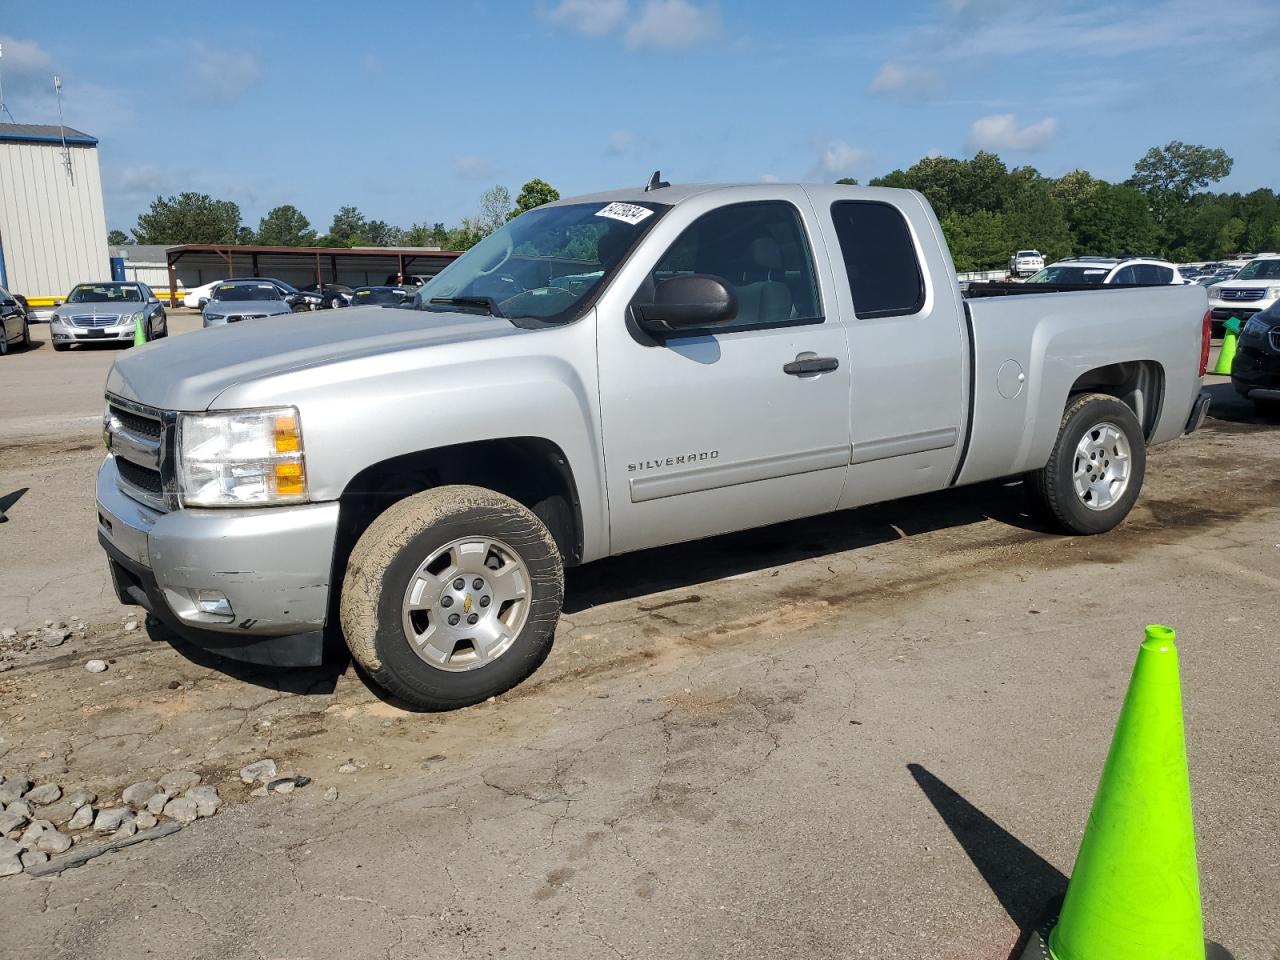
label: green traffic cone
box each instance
[1211,317,1240,375]
[133,316,147,347]
[1046,625,1204,960]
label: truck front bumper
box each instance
[96,457,340,666]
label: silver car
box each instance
[202,280,294,328]
[49,282,169,352]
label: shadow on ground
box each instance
[566,478,1047,613]
[0,486,27,519]
[1203,381,1280,429]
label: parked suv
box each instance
[1207,255,1280,334]
[1008,250,1045,277]
[1025,257,1185,286]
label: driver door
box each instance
[595,192,852,554]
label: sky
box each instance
[2,0,1278,236]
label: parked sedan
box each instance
[1232,299,1280,413]
[49,282,169,351]
[0,284,32,355]
[352,285,415,307]
[299,282,354,308]
[202,281,295,328]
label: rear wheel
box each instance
[340,485,564,710]
[1026,393,1146,535]
[20,318,32,349]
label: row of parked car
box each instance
[196,278,419,327]
[181,274,429,312]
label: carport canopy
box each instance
[163,244,464,305]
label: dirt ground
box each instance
[1,320,1278,959]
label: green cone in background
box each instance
[133,316,147,347]
[1211,316,1240,375]
[1048,625,1204,960]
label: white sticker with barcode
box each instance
[595,202,654,225]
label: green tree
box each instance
[1130,141,1234,203]
[509,179,560,220]
[132,192,242,244]
[941,210,1011,272]
[360,220,403,246]
[256,205,316,246]
[1071,183,1157,256]
[107,229,129,245]
[323,205,368,247]
[1002,168,1073,261]
[478,186,513,234]
[835,177,859,186]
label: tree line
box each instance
[110,143,1280,272]
[861,141,1278,272]
[110,179,562,252]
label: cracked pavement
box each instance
[2,326,1279,958]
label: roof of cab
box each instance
[547,182,762,208]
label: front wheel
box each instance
[340,485,564,710]
[1026,393,1146,535]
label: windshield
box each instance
[1017,251,1040,258]
[213,282,282,302]
[1234,259,1280,281]
[354,287,407,305]
[416,201,666,323]
[1026,265,1110,284]
[68,284,142,304]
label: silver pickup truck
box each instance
[97,182,1212,709]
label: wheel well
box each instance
[1068,360,1164,439]
[332,438,584,578]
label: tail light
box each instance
[1198,309,1212,378]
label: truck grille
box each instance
[1220,289,1266,302]
[116,457,163,495]
[71,314,121,328]
[105,396,172,512]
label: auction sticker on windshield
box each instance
[595,202,654,225]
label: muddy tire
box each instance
[340,485,564,710]
[1026,393,1146,535]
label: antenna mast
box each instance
[53,74,74,184]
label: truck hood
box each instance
[106,306,521,411]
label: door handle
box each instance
[783,354,840,376]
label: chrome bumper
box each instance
[96,457,340,653]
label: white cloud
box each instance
[454,155,497,180]
[759,173,780,183]
[0,36,53,92]
[965,113,1057,152]
[190,44,262,105]
[624,0,721,50]
[543,0,628,35]
[606,130,635,155]
[818,140,867,177]
[105,164,177,196]
[870,63,943,98]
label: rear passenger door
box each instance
[808,191,969,508]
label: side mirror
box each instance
[198,298,209,307]
[633,274,737,335]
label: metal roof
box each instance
[0,122,98,146]
[165,243,460,259]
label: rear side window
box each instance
[830,201,925,318]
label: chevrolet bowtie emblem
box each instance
[463,594,473,614]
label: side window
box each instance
[646,201,821,332]
[1143,265,1173,284]
[830,201,925,318]
[1112,265,1138,284]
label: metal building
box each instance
[0,123,109,302]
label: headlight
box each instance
[1265,287,1280,300]
[1243,317,1270,337]
[204,313,225,320]
[118,311,141,324]
[177,407,307,507]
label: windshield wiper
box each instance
[429,296,504,318]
